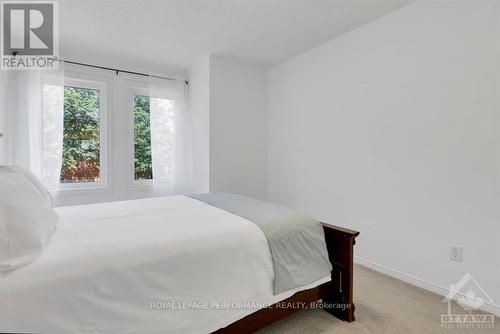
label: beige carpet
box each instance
[257,265,498,334]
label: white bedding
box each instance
[0,195,329,334]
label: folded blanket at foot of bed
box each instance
[188,192,332,294]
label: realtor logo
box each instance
[1,0,58,69]
[441,273,495,329]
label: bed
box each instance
[0,194,359,334]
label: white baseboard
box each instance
[354,256,500,317]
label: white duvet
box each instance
[0,195,329,334]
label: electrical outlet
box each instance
[450,245,463,262]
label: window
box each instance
[61,86,101,183]
[131,90,175,184]
[36,67,188,198]
[133,94,153,180]
[42,74,107,190]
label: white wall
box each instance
[209,55,268,200]
[188,56,210,193]
[268,0,500,313]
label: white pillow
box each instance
[0,166,58,271]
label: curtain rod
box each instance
[60,59,188,86]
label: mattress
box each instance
[0,195,330,334]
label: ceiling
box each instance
[60,0,413,71]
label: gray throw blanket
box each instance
[188,193,332,294]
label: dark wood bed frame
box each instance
[213,223,360,334]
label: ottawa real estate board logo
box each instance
[441,273,495,329]
[1,1,58,69]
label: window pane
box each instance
[61,86,101,183]
[134,95,153,180]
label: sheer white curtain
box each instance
[149,77,189,194]
[2,65,65,190]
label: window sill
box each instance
[50,183,110,195]
[127,180,173,195]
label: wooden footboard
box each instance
[321,222,360,322]
[213,223,359,333]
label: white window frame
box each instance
[123,77,154,191]
[124,78,178,192]
[42,71,109,192]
